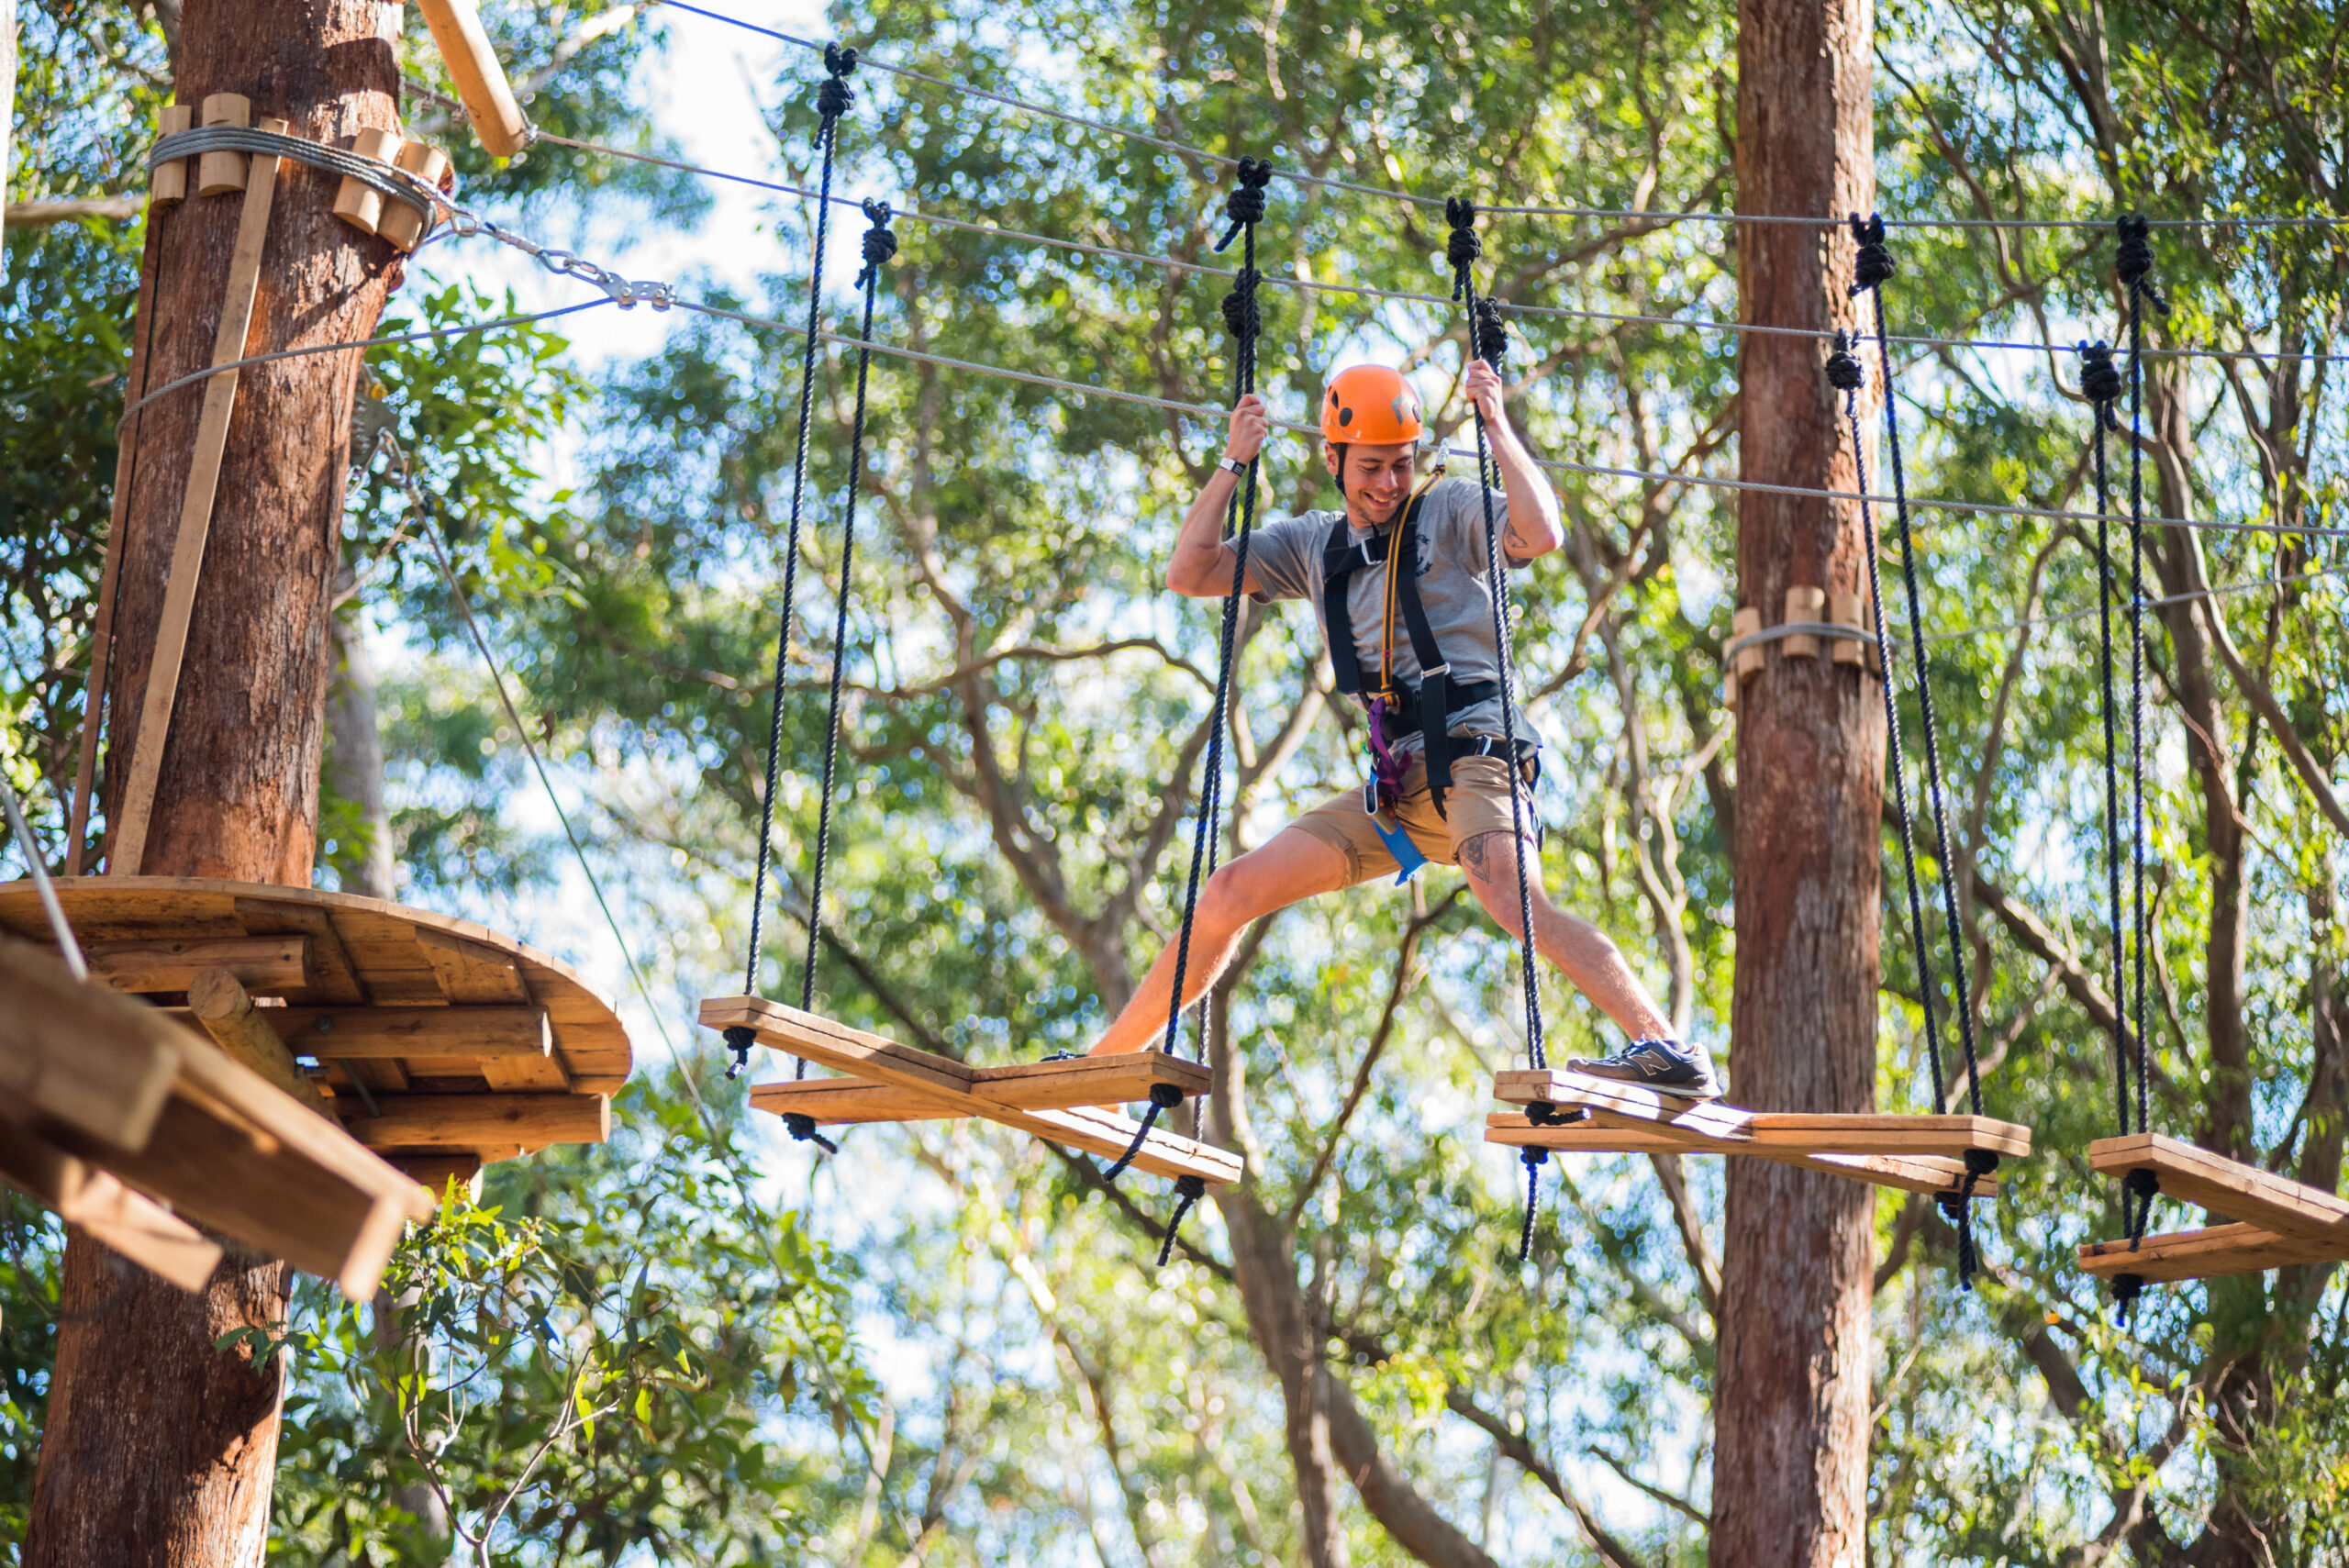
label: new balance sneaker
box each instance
[1565,1038,1721,1100]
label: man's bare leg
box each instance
[1454,829,1675,1041]
[1089,826,1356,1055]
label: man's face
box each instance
[1324,440,1418,527]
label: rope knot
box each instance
[855,200,897,287]
[2077,339,2123,428]
[816,44,859,124]
[2114,215,2170,317]
[1523,1100,1582,1129]
[722,1024,757,1079]
[1156,1173,1209,1267]
[781,1112,839,1155]
[1470,296,1508,370]
[1444,195,1482,298]
[1219,267,1264,341]
[2112,1271,2145,1322]
[1824,328,1865,392]
[2122,1165,2161,1251]
[1846,212,1896,296]
[1213,155,1274,252]
[1516,1144,1549,1262]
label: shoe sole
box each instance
[1567,1068,1722,1102]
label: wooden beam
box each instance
[2087,1132,2349,1244]
[258,1005,551,1060]
[75,934,311,995]
[0,1121,222,1291]
[414,0,529,157]
[2076,1222,2347,1283]
[1492,1068,2032,1158]
[339,1091,610,1151]
[1485,1113,2001,1199]
[186,969,333,1118]
[109,117,288,876]
[972,1051,1210,1109]
[0,937,184,1149]
[749,1079,965,1125]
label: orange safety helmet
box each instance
[1319,365,1424,446]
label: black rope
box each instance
[1827,331,1948,1116]
[1937,1149,2001,1291]
[2079,339,2139,1141]
[732,47,857,1078]
[1120,160,1273,1186]
[2120,217,2161,1147]
[781,1112,840,1154]
[1848,215,1985,1119]
[1450,197,1551,1267]
[793,201,895,1077]
[1213,155,1273,253]
[1104,1084,1183,1183]
[1516,1147,1548,1263]
[1156,1174,1208,1267]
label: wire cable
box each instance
[524,121,2347,366]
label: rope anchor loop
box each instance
[1156,1173,1209,1267]
[2077,339,2124,429]
[816,42,860,128]
[1214,155,1275,252]
[1847,212,1896,295]
[1444,195,1482,299]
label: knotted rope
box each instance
[1445,196,1483,300]
[1214,156,1273,252]
[1157,1175,1208,1265]
[729,48,859,1079]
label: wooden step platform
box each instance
[2076,1132,2349,1283]
[1,936,434,1296]
[1486,1068,2031,1198]
[704,995,1241,1186]
[0,878,632,1184]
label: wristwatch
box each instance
[1218,455,1249,477]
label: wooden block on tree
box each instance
[77,934,312,995]
[259,1005,551,1061]
[2076,1222,2346,1283]
[0,1121,223,1291]
[333,127,403,236]
[0,937,184,1149]
[340,1092,610,1151]
[378,141,449,250]
[196,93,250,195]
[2087,1133,2349,1242]
[1831,590,1869,667]
[1731,606,1763,680]
[151,105,195,205]
[1782,586,1827,659]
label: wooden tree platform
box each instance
[702,995,1242,1185]
[0,878,632,1192]
[1,936,434,1296]
[2076,1132,2349,1283]
[1487,1068,2032,1198]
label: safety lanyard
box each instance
[1372,472,1446,699]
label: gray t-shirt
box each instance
[1245,476,1535,755]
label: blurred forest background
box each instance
[2,0,2344,1560]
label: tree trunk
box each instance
[27,0,401,1558]
[1713,0,1880,1563]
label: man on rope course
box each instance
[1085,361,1717,1099]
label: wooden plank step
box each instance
[0,1119,223,1290]
[1485,1113,2000,1199]
[702,996,1208,1109]
[2076,1222,2348,1283]
[2087,1133,2349,1243]
[749,1079,963,1125]
[1492,1068,2032,1157]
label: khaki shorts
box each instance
[1291,752,1536,884]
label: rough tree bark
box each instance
[27,0,402,1559]
[1713,0,1881,1562]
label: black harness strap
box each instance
[1319,490,1504,817]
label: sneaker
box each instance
[1565,1038,1721,1100]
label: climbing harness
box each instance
[729,42,859,1084]
[1840,214,1996,1289]
[1106,157,1275,1215]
